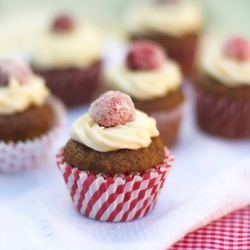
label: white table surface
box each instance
[0,42,250,250]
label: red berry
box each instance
[223,36,250,61]
[89,91,135,128]
[126,41,166,71]
[52,14,75,33]
[0,59,32,86]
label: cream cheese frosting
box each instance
[70,109,159,152]
[200,48,250,87]
[105,61,182,101]
[32,22,103,69]
[125,1,202,37]
[0,76,50,115]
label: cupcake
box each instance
[103,41,185,147]
[194,36,250,138]
[0,59,65,173]
[31,14,104,107]
[57,91,174,222]
[124,0,203,77]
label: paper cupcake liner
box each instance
[0,96,66,173]
[196,89,250,138]
[33,61,102,107]
[149,104,184,147]
[132,34,199,77]
[56,148,173,222]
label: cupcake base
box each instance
[56,148,173,222]
[33,61,102,107]
[196,88,250,139]
[150,104,184,147]
[0,96,66,173]
[131,33,198,78]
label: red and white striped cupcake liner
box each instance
[0,96,66,173]
[56,148,173,222]
[196,89,250,138]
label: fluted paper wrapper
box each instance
[0,96,66,173]
[196,89,250,138]
[150,104,184,147]
[33,61,102,107]
[57,148,173,222]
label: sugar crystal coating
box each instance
[126,41,166,71]
[223,36,250,61]
[52,14,75,33]
[0,59,32,86]
[89,91,135,128]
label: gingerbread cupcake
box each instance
[31,14,104,107]
[57,91,174,222]
[194,36,250,138]
[0,59,65,173]
[103,41,185,147]
[124,0,203,77]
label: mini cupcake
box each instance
[124,0,203,77]
[0,59,65,173]
[194,36,250,138]
[103,41,185,147]
[31,14,104,107]
[57,91,174,222]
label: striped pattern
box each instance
[170,205,250,250]
[34,62,102,107]
[196,89,250,138]
[0,96,65,173]
[57,148,173,222]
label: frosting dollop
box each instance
[0,75,50,115]
[200,48,250,87]
[125,1,202,37]
[32,22,103,69]
[105,61,182,101]
[70,109,159,152]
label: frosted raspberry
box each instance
[52,14,75,33]
[223,36,250,61]
[126,41,166,70]
[89,91,135,128]
[0,59,32,86]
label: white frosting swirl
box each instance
[70,109,159,152]
[125,2,202,37]
[0,76,50,115]
[105,61,182,101]
[200,51,250,87]
[32,22,103,69]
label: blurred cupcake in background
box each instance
[31,14,104,107]
[0,59,65,173]
[194,36,250,138]
[124,0,203,78]
[103,40,185,147]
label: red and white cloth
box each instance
[170,205,250,250]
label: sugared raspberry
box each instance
[52,14,75,33]
[223,36,250,61]
[126,41,166,71]
[0,59,32,86]
[89,91,135,128]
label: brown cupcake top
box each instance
[64,137,165,174]
[194,71,250,101]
